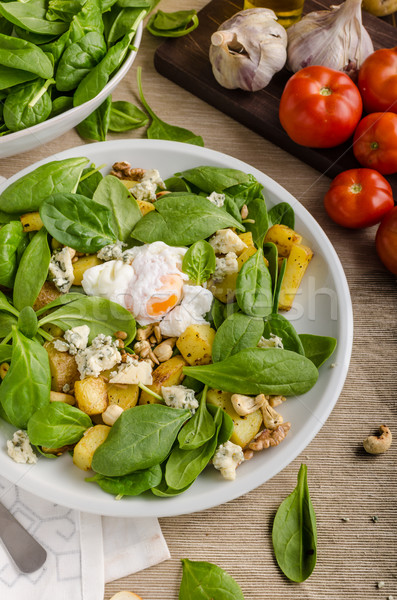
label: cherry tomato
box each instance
[324,169,394,229]
[279,66,362,148]
[358,47,397,114]
[376,206,397,275]
[353,112,397,175]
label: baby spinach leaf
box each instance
[93,174,142,241]
[108,100,148,132]
[132,193,244,246]
[137,67,203,146]
[244,196,269,249]
[56,31,107,91]
[151,480,193,497]
[272,464,317,582]
[91,404,191,476]
[236,249,272,318]
[164,176,190,193]
[0,290,19,317]
[3,77,53,132]
[13,227,51,311]
[39,192,117,252]
[0,157,89,214]
[28,402,92,447]
[268,202,295,229]
[17,306,38,339]
[0,33,54,79]
[208,297,225,330]
[182,240,215,285]
[34,291,84,316]
[147,9,198,38]
[206,403,233,445]
[180,375,204,395]
[76,165,103,198]
[212,313,264,363]
[177,166,254,194]
[107,6,145,44]
[299,334,337,368]
[0,343,12,363]
[41,30,69,64]
[13,26,58,45]
[76,95,112,141]
[86,464,162,496]
[184,347,319,396]
[50,95,73,118]
[68,0,103,42]
[263,241,278,292]
[178,386,215,450]
[46,0,85,22]
[272,257,286,314]
[38,296,136,344]
[263,314,304,355]
[0,327,51,429]
[0,0,68,35]
[0,65,37,91]
[179,558,244,600]
[0,313,17,340]
[0,14,12,36]
[0,221,24,288]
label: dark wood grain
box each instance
[154,0,397,192]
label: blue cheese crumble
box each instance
[97,240,126,262]
[7,430,37,464]
[258,334,284,349]
[130,169,165,202]
[209,229,247,255]
[213,252,238,281]
[109,355,152,385]
[53,325,90,356]
[161,385,199,413]
[49,247,75,293]
[75,334,122,379]
[212,441,244,480]
[207,192,225,207]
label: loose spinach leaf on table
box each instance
[268,201,295,229]
[76,165,103,198]
[147,9,199,38]
[56,31,107,91]
[0,65,37,91]
[236,249,273,318]
[86,464,162,497]
[0,221,24,288]
[92,174,141,241]
[178,386,215,450]
[28,402,92,447]
[184,347,319,396]
[0,33,54,79]
[108,100,148,132]
[272,464,317,582]
[176,166,254,194]
[0,327,51,429]
[212,312,264,363]
[3,77,54,132]
[182,240,215,285]
[299,334,337,368]
[17,306,38,339]
[91,404,191,476]
[179,558,245,600]
[263,313,305,355]
[0,0,68,35]
[0,157,89,214]
[137,67,203,146]
[244,195,269,249]
[13,227,51,311]
[132,193,244,246]
[76,95,112,142]
[39,192,117,252]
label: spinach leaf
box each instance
[268,202,295,229]
[46,0,85,22]
[151,470,193,497]
[299,334,337,368]
[177,166,254,194]
[86,464,162,496]
[263,241,278,292]
[206,402,233,445]
[132,193,244,246]
[92,174,141,241]
[13,227,51,311]
[179,558,245,600]
[0,14,12,36]
[178,386,215,450]
[38,296,136,344]
[68,0,103,42]
[182,240,215,285]
[3,77,53,132]
[235,249,272,318]
[0,327,51,429]
[184,347,319,396]
[13,26,58,45]
[163,176,190,193]
[108,100,148,132]
[91,404,190,476]
[0,157,89,214]
[0,313,17,340]
[34,291,84,317]
[0,290,19,317]
[147,9,198,38]
[76,95,112,141]
[272,464,317,582]
[137,67,203,146]
[0,33,54,79]
[56,31,107,91]
[17,306,38,339]
[0,221,24,288]
[76,165,103,198]
[272,257,286,314]
[212,313,264,363]
[107,6,145,45]
[263,314,304,355]
[50,95,73,117]
[0,0,68,35]
[0,65,37,91]
[208,297,225,330]
[28,402,92,447]
[39,192,117,252]
[180,375,204,395]
[244,196,268,249]
[0,343,12,363]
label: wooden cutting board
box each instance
[154,0,397,194]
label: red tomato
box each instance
[279,66,362,148]
[376,206,397,275]
[353,112,397,175]
[324,169,394,229]
[358,47,397,114]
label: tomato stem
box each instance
[350,183,362,194]
[320,87,332,96]
[370,141,379,150]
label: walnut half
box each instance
[244,422,291,459]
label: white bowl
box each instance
[0,24,143,159]
[0,140,353,517]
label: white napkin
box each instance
[0,475,170,599]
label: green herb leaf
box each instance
[268,202,295,229]
[76,95,112,142]
[299,334,337,368]
[179,558,245,600]
[0,33,54,78]
[177,166,254,194]
[93,174,141,242]
[13,227,51,311]
[178,386,215,450]
[17,306,38,339]
[182,240,216,285]
[263,314,305,355]
[235,249,273,318]
[0,0,68,35]
[56,31,107,91]
[4,77,53,132]
[212,313,264,363]
[28,402,92,447]
[147,9,199,38]
[108,100,148,132]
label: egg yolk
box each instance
[146,274,183,318]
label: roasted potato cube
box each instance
[73,255,103,285]
[265,224,302,258]
[20,212,43,232]
[237,232,254,254]
[137,200,155,216]
[44,340,80,392]
[139,355,187,405]
[73,425,110,471]
[33,281,62,312]
[74,376,108,415]
[107,383,139,410]
[177,324,216,366]
[207,389,263,448]
[278,244,313,311]
[41,323,65,338]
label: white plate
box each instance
[0,140,353,517]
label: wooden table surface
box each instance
[1,1,396,599]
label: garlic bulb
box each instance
[287,0,374,78]
[209,8,287,92]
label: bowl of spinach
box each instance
[0,139,353,517]
[0,0,145,158]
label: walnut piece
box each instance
[110,162,145,181]
[246,422,291,453]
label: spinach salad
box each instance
[0,157,336,499]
